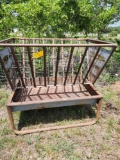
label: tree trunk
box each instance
[98,31,101,40]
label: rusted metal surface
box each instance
[64,47,74,85]
[10,83,99,102]
[0,55,14,90]
[92,47,116,84]
[0,38,14,43]
[0,38,117,134]
[43,47,46,86]
[83,47,100,83]
[10,98,99,112]
[73,46,88,84]
[7,99,102,135]
[27,47,36,87]
[0,43,117,47]
[0,38,116,88]
[10,47,26,88]
[54,47,60,86]
[22,76,81,86]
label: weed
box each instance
[0,89,10,107]
[26,136,32,145]
[104,133,111,140]
[108,117,116,129]
[0,137,12,150]
[1,127,11,136]
[90,127,95,134]
[115,126,120,133]
[103,88,115,102]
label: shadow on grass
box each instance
[18,105,96,130]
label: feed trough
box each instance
[0,38,117,134]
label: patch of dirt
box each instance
[104,102,119,115]
[105,102,117,110]
[111,81,120,91]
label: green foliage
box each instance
[112,39,120,68]
[0,89,9,107]
[0,0,120,39]
[105,26,120,34]
[110,31,118,37]
[89,0,119,38]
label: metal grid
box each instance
[0,38,117,89]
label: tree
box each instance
[57,0,93,37]
[0,0,120,39]
[90,0,120,39]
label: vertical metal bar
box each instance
[22,39,25,79]
[64,47,74,85]
[43,39,44,44]
[11,47,26,88]
[73,46,88,85]
[43,47,46,86]
[52,39,55,77]
[27,47,36,87]
[83,47,100,84]
[0,56,14,90]
[61,39,64,82]
[54,47,60,86]
[33,39,36,77]
[79,49,82,82]
[93,46,116,84]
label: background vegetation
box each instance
[0,0,120,39]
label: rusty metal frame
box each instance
[6,82,102,135]
[7,99,102,135]
[0,38,117,134]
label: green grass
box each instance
[0,84,120,160]
[0,89,9,107]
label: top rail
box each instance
[6,37,115,44]
[0,37,114,45]
[14,37,85,40]
[0,43,117,47]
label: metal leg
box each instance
[7,106,15,131]
[95,98,102,120]
[8,99,102,135]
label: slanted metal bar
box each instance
[54,47,60,86]
[64,47,74,85]
[83,47,100,84]
[43,47,46,86]
[86,38,112,44]
[93,46,117,84]
[0,38,14,43]
[0,56,14,90]
[11,47,26,88]
[70,39,74,80]
[27,47,36,87]
[73,47,88,85]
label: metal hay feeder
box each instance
[0,38,117,134]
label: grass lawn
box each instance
[0,82,120,160]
